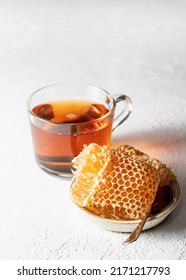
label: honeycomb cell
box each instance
[137,179,143,185]
[117,173,122,180]
[126,165,132,171]
[145,193,150,198]
[121,191,127,197]
[115,167,120,172]
[112,177,117,184]
[118,179,123,185]
[133,189,139,195]
[125,181,131,187]
[132,183,138,189]
[128,171,134,176]
[109,189,114,195]
[141,197,146,203]
[136,201,141,206]
[126,187,133,193]
[104,193,109,199]
[123,175,129,180]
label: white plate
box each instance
[70,179,180,232]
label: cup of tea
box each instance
[27,83,133,178]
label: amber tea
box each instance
[27,83,132,178]
[31,100,112,176]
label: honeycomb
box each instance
[114,145,176,187]
[71,143,164,220]
[71,143,110,206]
[84,156,160,220]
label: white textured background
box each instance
[0,0,186,259]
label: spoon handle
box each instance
[123,213,149,245]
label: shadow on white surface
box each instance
[112,126,186,158]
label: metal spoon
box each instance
[123,212,149,245]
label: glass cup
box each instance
[27,83,133,178]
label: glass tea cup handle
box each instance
[112,94,133,132]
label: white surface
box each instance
[0,0,186,260]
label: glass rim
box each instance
[27,82,116,127]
